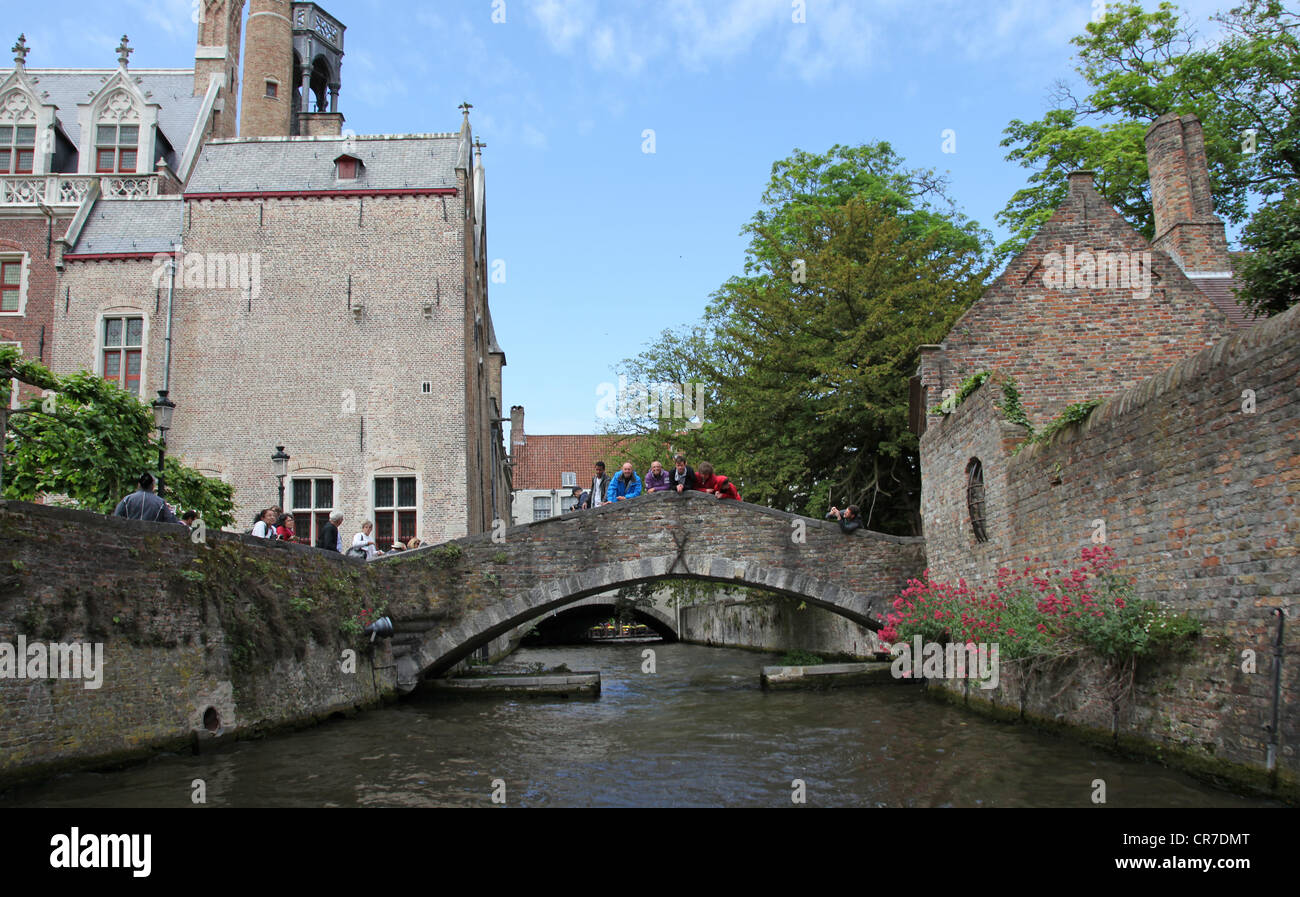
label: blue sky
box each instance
[22,0,1230,435]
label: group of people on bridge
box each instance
[573,455,741,509]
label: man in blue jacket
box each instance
[607,462,642,502]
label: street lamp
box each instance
[271,445,290,509]
[152,389,175,498]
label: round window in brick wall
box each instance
[966,458,988,543]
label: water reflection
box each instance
[1,643,1275,808]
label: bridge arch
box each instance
[377,491,925,686]
[530,593,681,641]
[379,492,925,692]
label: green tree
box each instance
[612,143,993,534]
[998,1,1299,256]
[0,345,235,527]
[1236,186,1300,314]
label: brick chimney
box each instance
[1145,113,1231,274]
[510,404,525,449]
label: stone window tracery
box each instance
[94,90,141,174]
[0,90,38,174]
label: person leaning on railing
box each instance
[825,505,862,534]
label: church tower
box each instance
[194,0,246,140]
[239,0,293,137]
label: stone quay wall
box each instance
[0,501,396,789]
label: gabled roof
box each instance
[68,196,182,255]
[185,134,461,194]
[0,68,204,171]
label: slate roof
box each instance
[185,134,462,194]
[2,69,204,171]
[69,197,183,255]
[511,434,633,490]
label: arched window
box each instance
[0,89,39,174]
[93,90,141,174]
[966,458,988,543]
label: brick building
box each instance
[507,404,627,523]
[914,112,1261,579]
[7,2,510,542]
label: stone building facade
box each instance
[9,3,510,541]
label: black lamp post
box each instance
[152,389,175,498]
[272,445,290,509]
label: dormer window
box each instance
[334,152,362,181]
[0,126,36,174]
[95,124,138,174]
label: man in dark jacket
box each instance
[826,505,862,533]
[113,472,180,524]
[670,454,695,493]
[317,510,343,552]
[590,462,611,509]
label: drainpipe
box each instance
[1266,608,1285,774]
[163,246,177,392]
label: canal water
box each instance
[2,643,1277,807]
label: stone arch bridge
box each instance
[375,491,926,692]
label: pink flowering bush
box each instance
[880,547,1198,662]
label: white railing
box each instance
[0,174,159,206]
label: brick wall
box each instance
[920,303,1300,794]
[919,172,1233,427]
[0,215,75,397]
[239,0,293,138]
[49,256,167,402]
[167,191,471,541]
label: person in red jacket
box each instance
[693,461,741,500]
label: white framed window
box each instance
[100,315,144,396]
[291,475,336,546]
[561,471,577,487]
[0,124,36,174]
[374,474,417,547]
[0,254,29,316]
[533,496,552,521]
[95,123,139,174]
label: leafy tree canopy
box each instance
[0,345,235,527]
[998,0,1299,275]
[608,143,994,535]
